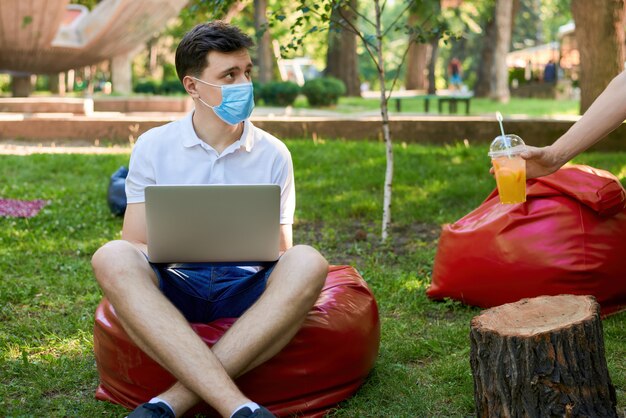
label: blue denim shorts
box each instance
[149,262,276,323]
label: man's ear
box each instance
[182,76,199,98]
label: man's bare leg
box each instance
[92,242,328,417]
[92,240,249,417]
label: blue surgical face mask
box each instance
[192,77,254,125]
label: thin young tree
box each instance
[273,0,451,241]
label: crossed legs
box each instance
[91,241,328,417]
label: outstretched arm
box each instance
[522,70,626,179]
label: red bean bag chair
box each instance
[94,265,380,417]
[428,165,626,316]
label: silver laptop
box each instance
[144,184,280,263]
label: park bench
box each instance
[362,89,474,115]
[436,93,473,115]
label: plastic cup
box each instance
[488,134,527,204]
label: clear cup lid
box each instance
[488,134,526,158]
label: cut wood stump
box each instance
[469,295,617,418]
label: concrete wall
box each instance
[254,116,626,152]
[1,112,625,152]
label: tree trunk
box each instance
[48,72,66,96]
[326,0,361,96]
[148,38,158,73]
[111,53,133,95]
[85,65,96,97]
[405,12,429,90]
[11,74,32,97]
[571,0,626,114]
[492,0,513,102]
[474,14,496,97]
[426,37,439,95]
[254,0,274,84]
[470,295,618,418]
[372,0,392,241]
[533,0,544,44]
[67,69,75,92]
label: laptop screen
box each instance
[144,184,280,263]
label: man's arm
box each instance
[279,224,293,254]
[522,70,626,178]
[121,203,148,253]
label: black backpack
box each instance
[107,166,128,216]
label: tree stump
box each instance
[470,295,617,418]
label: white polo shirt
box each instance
[126,112,295,225]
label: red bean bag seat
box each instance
[428,165,626,316]
[94,265,380,417]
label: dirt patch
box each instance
[294,220,441,265]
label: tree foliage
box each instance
[268,0,454,89]
[512,0,571,47]
[266,0,456,240]
[71,0,101,9]
[166,0,240,39]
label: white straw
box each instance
[496,111,511,149]
[496,112,505,137]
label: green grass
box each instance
[1,142,624,417]
[292,95,580,117]
[18,91,580,118]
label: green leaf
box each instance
[22,16,33,28]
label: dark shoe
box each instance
[231,406,276,418]
[126,402,175,418]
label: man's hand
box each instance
[520,145,565,179]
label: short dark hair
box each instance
[175,21,255,82]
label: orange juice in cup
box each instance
[491,155,526,203]
[488,134,527,204]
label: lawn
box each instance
[24,90,581,118]
[292,95,580,117]
[1,140,624,417]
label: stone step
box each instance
[0,97,93,114]
[0,96,194,114]
[1,113,625,151]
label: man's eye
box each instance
[225,73,234,79]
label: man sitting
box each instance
[91,21,328,418]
